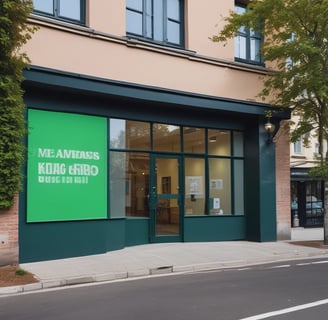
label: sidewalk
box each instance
[1,228,328,295]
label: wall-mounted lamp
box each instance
[264,119,276,144]
[209,136,217,143]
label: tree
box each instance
[211,0,328,243]
[0,0,36,209]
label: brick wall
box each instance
[274,121,291,240]
[0,195,19,265]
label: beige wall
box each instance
[25,0,266,102]
[186,0,234,59]
[88,0,126,35]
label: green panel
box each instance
[259,128,277,241]
[19,220,108,263]
[244,124,260,241]
[27,109,107,222]
[125,218,150,246]
[184,216,246,242]
[106,219,126,251]
[244,122,276,242]
[24,67,289,118]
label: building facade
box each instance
[0,1,291,263]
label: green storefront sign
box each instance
[27,109,107,222]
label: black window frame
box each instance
[234,2,264,66]
[126,0,185,48]
[32,0,86,25]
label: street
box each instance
[1,258,328,320]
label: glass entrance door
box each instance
[150,156,182,242]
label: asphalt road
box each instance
[1,258,328,320]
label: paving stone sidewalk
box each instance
[1,228,327,295]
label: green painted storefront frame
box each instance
[19,66,288,262]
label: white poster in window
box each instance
[213,198,220,209]
[210,179,223,190]
[186,176,203,195]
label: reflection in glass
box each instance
[153,0,164,41]
[184,158,205,215]
[110,119,126,149]
[167,21,180,44]
[126,153,150,217]
[126,11,143,35]
[233,131,244,156]
[234,160,244,215]
[153,123,181,152]
[155,157,179,235]
[110,119,150,150]
[209,158,231,214]
[110,152,150,218]
[235,35,247,59]
[167,0,180,20]
[126,0,143,11]
[126,121,151,150]
[59,0,81,20]
[208,129,231,156]
[251,38,261,62]
[33,0,53,14]
[110,151,126,218]
[183,127,205,153]
[145,0,153,38]
[156,198,179,235]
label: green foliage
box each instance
[211,0,328,174]
[0,0,36,209]
[15,268,27,276]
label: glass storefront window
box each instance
[110,151,150,218]
[184,158,205,215]
[209,158,231,215]
[110,119,150,150]
[126,152,150,217]
[183,127,205,153]
[208,129,231,156]
[110,151,126,218]
[153,123,181,152]
[110,119,126,149]
[233,159,244,215]
[109,118,244,217]
[126,121,151,150]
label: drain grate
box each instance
[150,266,173,275]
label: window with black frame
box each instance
[234,2,263,65]
[32,0,85,24]
[126,0,184,47]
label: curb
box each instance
[0,268,167,296]
[1,252,328,296]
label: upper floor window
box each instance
[314,143,320,154]
[32,0,85,24]
[293,137,302,154]
[234,2,263,65]
[126,0,184,47]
